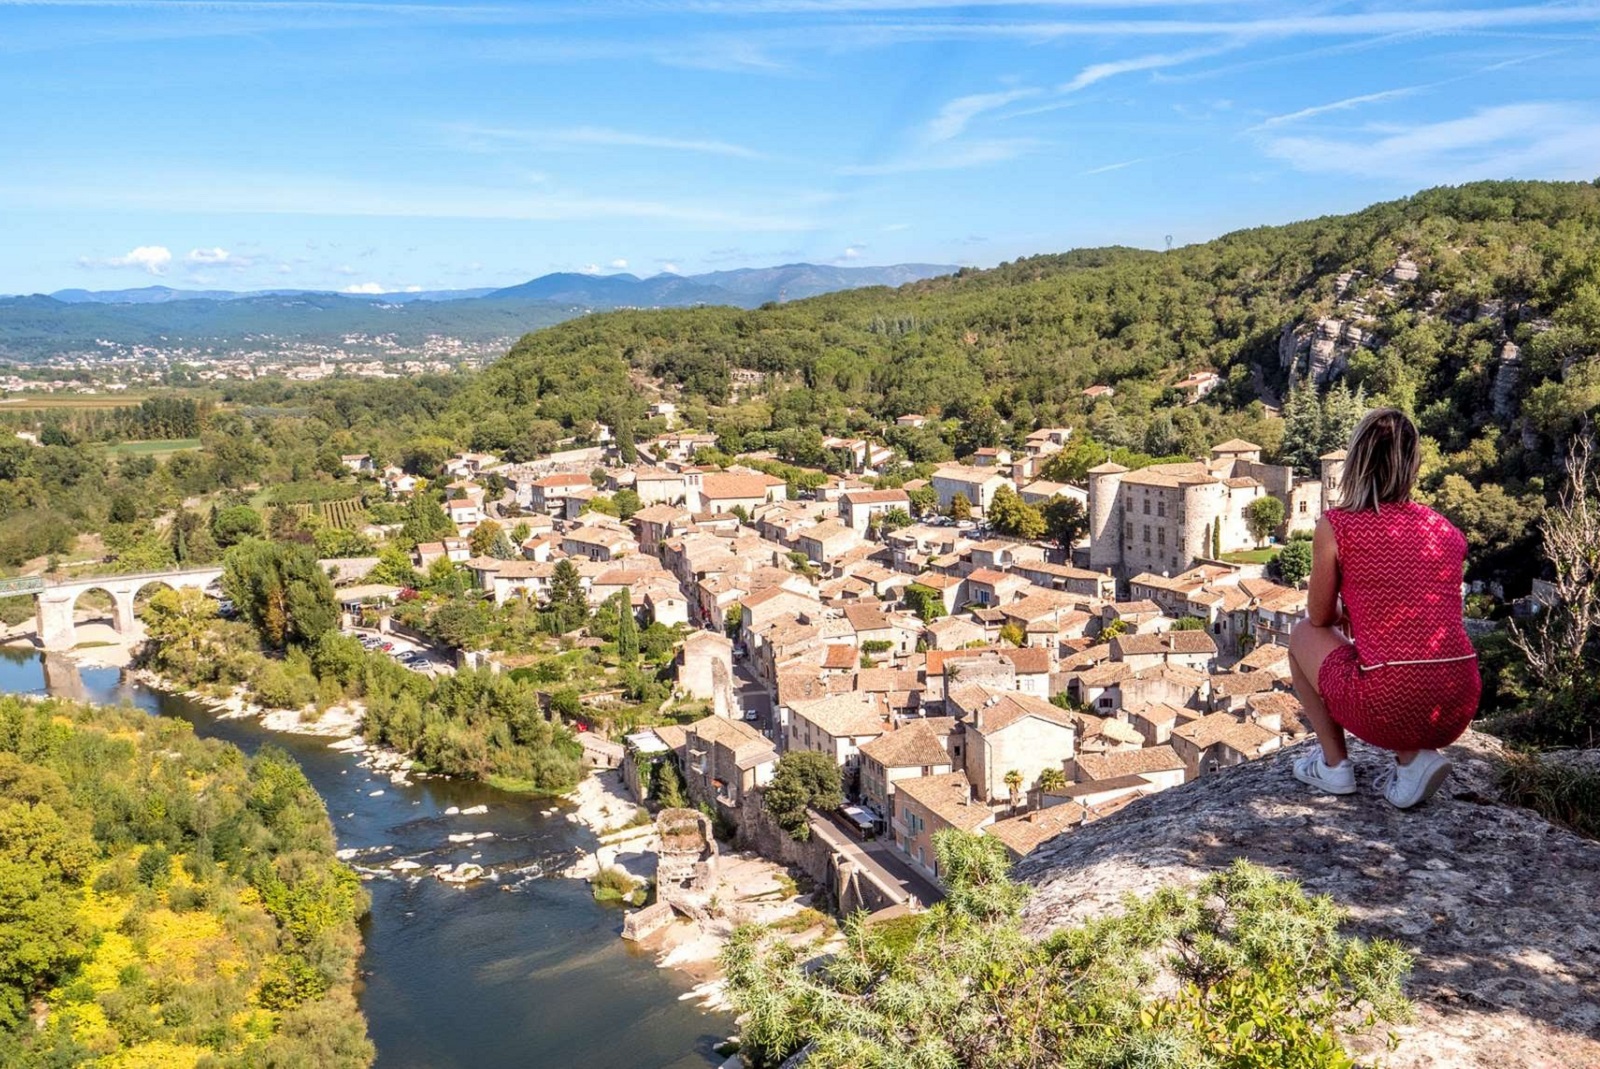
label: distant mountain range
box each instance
[0,263,955,362]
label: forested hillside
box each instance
[2,181,1596,595]
[0,697,372,1067]
[453,180,1600,586]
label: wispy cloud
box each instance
[839,138,1037,175]
[925,88,1038,142]
[1061,44,1228,91]
[454,124,765,159]
[185,246,253,267]
[1261,102,1600,183]
[78,245,173,273]
[1253,85,1424,130]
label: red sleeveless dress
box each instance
[1317,502,1481,751]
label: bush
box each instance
[723,834,1412,1069]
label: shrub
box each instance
[723,833,1412,1069]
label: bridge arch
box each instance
[67,585,132,646]
[33,566,227,650]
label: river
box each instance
[0,647,733,1069]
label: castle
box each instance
[1087,439,1343,578]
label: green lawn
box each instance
[1219,546,1280,564]
[103,438,202,458]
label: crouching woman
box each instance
[1288,407,1481,808]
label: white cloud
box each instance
[185,246,237,265]
[579,263,601,274]
[1253,86,1424,130]
[404,285,422,292]
[925,88,1036,142]
[881,222,912,232]
[1061,44,1226,92]
[1261,102,1600,184]
[80,245,172,274]
[660,262,682,274]
[841,246,863,259]
[609,258,629,269]
[342,282,385,294]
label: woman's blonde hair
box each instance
[1335,407,1421,512]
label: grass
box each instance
[1500,753,1600,840]
[1219,546,1281,564]
[102,438,202,457]
[770,907,832,935]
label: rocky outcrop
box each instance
[1016,731,1600,1069]
[1492,341,1524,422]
[1279,317,1370,384]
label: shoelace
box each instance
[1373,762,1398,796]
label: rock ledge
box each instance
[1016,731,1600,1069]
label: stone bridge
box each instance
[32,567,225,650]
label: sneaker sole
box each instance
[1392,761,1452,809]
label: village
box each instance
[342,397,1350,923]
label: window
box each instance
[1143,525,1151,543]
[1098,696,1113,709]
[1142,498,1150,515]
[1126,522,1134,539]
[1157,499,1166,518]
[1157,529,1166,546]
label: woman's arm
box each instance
[1306,515,1341,627]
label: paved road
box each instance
[812,810,944,907]
[730,660,775,737]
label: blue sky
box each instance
[2,0,1599,295]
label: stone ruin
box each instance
[654,807,718,898]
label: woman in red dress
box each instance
[1288,407,1481,808]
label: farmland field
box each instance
[0,393,150,409]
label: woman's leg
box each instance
[1288,619,1354,766]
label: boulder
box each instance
[1016,731,1600,1069]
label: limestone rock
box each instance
[1016,731,1600,1069]
[1492,341,1523,422]
[1280,317,1369,384]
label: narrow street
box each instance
[811,810,944,907]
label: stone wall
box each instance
[736,789,905,915]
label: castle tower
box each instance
[1181,477,1224,569]
[1319,449,1347,508]
[1086,462,1128,573]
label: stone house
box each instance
[931,465,1013,516]
[985,801,1089,861]
[1169,713,1282,781]
[838,488,912,534]
[892,770,994,880]
[949,686,1079,805]
[787,693,887,775]
[1069,745,1186,791]
[529,473,594,515]
[1109,630,1218,673]
[683,715,778,814]
[857,718,956,821]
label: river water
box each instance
[0,648,732,1069]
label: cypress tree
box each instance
[617,587,639,665]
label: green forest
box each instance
[0,696,372,1068]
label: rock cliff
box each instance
[1016,731,1600,1069]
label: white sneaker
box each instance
[1292,750,1357,795]
[1376,750,1452,810]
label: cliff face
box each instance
[1016,732,1600,1069]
